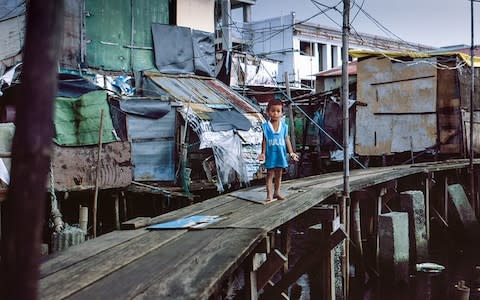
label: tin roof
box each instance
[314,61,357,77]
[145,73,258,114]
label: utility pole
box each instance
[221,0,232,52]
[341,0,350,298]
[470,0,480,215]
[0,2,64,299]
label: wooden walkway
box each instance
[39,160,477,299]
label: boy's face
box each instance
[267,104,283,121]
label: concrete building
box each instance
[226,12,434,91]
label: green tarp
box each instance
[54,90,117,146]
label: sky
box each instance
[233,0,480,48]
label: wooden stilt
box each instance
[92,109,105,238]
[425,173,431,241]
[244,254,258,300]
[260,226,347,299]
[280,222,291,274]
[113,192,120,230]
[120,191,127,222]
[444,175,449,222]
[376,187,387,270]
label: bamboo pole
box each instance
[93,109,105,238]
[342,0,351,297]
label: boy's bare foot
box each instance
[274,194,286,200]
[265,198,274,203]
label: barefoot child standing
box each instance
[258,99,299,202]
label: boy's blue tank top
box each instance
[262,120,288,169]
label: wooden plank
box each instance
[223,168,421,230]
[52,141,132,191]
[121,217,152,230]
[149,195,237,224]
[40,229,145,278]
[256,249,287,290]
[67,228,265,300]
[40,230,186,300]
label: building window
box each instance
[331,45,338,68]
[301,79,314,89]
[318,43,325,71]
[300,41,313,56]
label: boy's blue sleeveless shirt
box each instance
[262,120,289,169]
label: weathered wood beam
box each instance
[256,249,287,290]
[260,226,347,299]
[120,217,152,230]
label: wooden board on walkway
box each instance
[229,186,305,204]
[64,228,265,300]
[39,159,480,300]
[40,229,187,300]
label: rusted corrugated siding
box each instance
[147,73,264,126]
[356,56,438,156]
[0,15,24,62]
[458,65,480,110]
[207,79,258,113]
[437,64,463,155]
[61,0,83,68]
[462,111,480,154]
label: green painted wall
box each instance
[85,0,169,72]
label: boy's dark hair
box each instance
[267,99,284,111]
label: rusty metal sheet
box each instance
[147,74,258,114]
[0,14,24,61]
[207,80,258,113]
[52,141,132,191]
[462,111,480,154]
[437,67,463,154]
[61,0,83,68]
[356,107,437,155]
[458,65,480,110]
[355,56,439,156]
[148,75,226,104]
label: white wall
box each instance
[250,14,295,85]
[177,0,215,32]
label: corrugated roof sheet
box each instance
[146,73,258,113]
[314,61,357,77]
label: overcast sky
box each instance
[233,0,480,48]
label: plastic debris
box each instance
[416,262,445,273]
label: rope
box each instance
[49,160,64,233]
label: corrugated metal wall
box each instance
[85,0,169,71]
[356,56,438,156]
[61,0,83,68]
[128,105,176,181]
[437,64,463,155]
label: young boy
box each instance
[258,99,299,202]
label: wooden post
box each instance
[0,2,64,299]
[244,254,259,300]
[284,72,296,154]
[280,222,291,274]
[93,109,105,238]
[444,175,449,222]
[376,187,387,270]
[113,192,120,230]
[120,191,128,222]
[425,173,431,241]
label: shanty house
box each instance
[352,50,480,159]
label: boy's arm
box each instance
[258,135,266,162]
[285,135,299,161]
